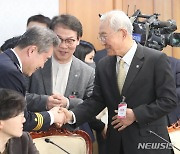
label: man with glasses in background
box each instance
[26,15,106,142]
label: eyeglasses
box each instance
[98,30,120,43]
[98,35,108,43]
[58,36,76,46]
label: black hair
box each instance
[27,14,51,28]
[74,40,96,62]
[0,36,21,52]
[0,88,25,120]
[50,14,83,39]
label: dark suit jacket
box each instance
[8,132,39,154]
[0,49,51,131]
[94,50,180,126]
[71,44,177,154]
[167,56,180,125]
[94,49,107,65]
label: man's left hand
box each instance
[111,108,136,131]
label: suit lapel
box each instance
[105,56,121,103]
[4,49,21,72]
[111,56,120,96]
[122,44,144,95]
[41,59,52,95]
[4,49,19,65]
[64,56,80,97]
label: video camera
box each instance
[131,9,180,50]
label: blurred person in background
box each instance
[0,14,51,52]
[26,14,51,29]
[74,40,96,68]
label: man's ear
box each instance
[77,37,81,45]
[0,120,4,129]
[121,29,128,38]
[27,45,38,56]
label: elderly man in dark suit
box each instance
[0,26,65,132]
[62,10,178,154]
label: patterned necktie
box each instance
[117,59,126,94]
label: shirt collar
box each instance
[11,48,23,72]
[52,55,72,66]
[117,41,137,66]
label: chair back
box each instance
[30,125,92,154]
[168,120,180,154]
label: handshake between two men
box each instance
[45,93,74,127]
[46,93,136,131]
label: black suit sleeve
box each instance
[133,53,177,124]
[88,117,105,132]
[0,68,51,131]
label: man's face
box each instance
[53,26,80,64]
[99,21,124,56]
[23,45,53,76]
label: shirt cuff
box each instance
[68,111,76,124]
[65,97,70,109]
[47,111,54,125]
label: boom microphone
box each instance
[147,130,180,152]
[45,138,70,154]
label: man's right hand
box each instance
[49,107,66,127]
[60,108,73,124]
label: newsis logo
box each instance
[137,142,173,150]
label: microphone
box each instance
[45,138,70,154]
[147,130,180,152]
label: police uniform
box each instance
[0,49,51,131]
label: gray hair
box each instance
[17,26,60,53]
[100,10,133,35]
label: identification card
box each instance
[118,102,127,119]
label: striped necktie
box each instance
[117,59,126,94]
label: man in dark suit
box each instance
[0,26,65,131]
[94,46,180,128]
[62,10,177,154]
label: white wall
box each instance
[0,0,59,47]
